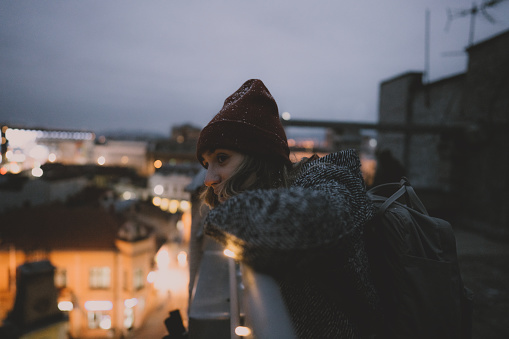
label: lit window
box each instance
[55,268,67,288]
[133,268,144,290]
[58,301,73,311]
[123,270,128,291]
[99,315,112,330]
[124,298,138,308]
[85,300,113,311]
[88,311,100,329]
[124,307,134,329]
[88,311,111,329]
[89,267,111,289]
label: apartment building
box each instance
[0,203,158,338]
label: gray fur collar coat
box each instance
[205,149,380,338]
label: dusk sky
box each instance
[1,0,509,136]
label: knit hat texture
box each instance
[197,79,291,167]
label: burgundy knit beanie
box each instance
[197,79,291,168]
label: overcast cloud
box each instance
[1,0,509,135]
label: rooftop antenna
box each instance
[424,9,431,107]
[444,0,506,47]
[424,8,431,84]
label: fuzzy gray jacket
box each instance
[204,150,379,338]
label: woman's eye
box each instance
[217,154,229,164]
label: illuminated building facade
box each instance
[0,162,146,214]
[147,124,201,176]
[0,204,159,338]
[93,139,150,176]
[148,164,198,245]
[149,164,200,203]
[0,125,95,177]
[0,124,202,181]
[0,173,88,213]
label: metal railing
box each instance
[236,263,296,339]
[188,238,296,339]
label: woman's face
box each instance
[202,149,246,203]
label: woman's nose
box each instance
[204,169,220,187]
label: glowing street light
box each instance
[223,249,236,258]
[160,198,170,210]
[169,200,179,213]
[154,184,164,195]
[179,200,191,212]
[235,326,252,336]
[152,196,162,206]
[31,167,43,178]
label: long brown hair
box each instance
[200,153,317,208]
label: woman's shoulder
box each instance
[308,149,360,168]
[295,149,363,183]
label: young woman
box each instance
[196,79,380,338]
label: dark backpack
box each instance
[366,177,473,339]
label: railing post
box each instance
[228,257,240,339]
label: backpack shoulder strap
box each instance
[368,177,429,216]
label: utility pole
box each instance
[424,9,431,107]
[424,9,430,84]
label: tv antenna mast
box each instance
[445,0,506,47]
